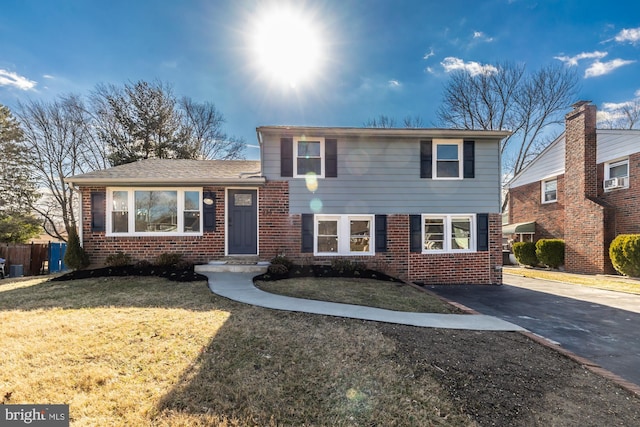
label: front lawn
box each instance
[1,275,639,426]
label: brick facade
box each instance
[80,186,227,266]
[508,102,640,274]
[81,181,502,284]
[509,175,565,240]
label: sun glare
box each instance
[251,7,324,88]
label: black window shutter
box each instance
[281,137,293,177]
[203,191,216,232]
[375,215,387,252]
[420,140,432,178]
[301,214,314,253]
[91,192,105,232]
[463,140,475,178]
[325,138,338,178]
[409,214,422,252]
[477,213,489,251]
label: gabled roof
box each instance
[508,128,640,188]
[66,159,263,186]
[256,125,511,141]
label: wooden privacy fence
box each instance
[0,243,49,276]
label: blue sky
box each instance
[1,0,639,160]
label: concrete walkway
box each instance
[197,270,525,331]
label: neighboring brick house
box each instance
[506,101,640,274]
[67,126,509,284]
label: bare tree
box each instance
[364,115,397,128]
[92,80,186,165]
[599,100,640,129]
[437,62,579,178]
[16,94,105,240]
[92,80,246,165]
[179,97,245,160]
[364,114,425,128]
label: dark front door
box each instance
[228,189,258,255]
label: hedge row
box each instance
[512,239,565,269]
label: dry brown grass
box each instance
[256,277,462,313]
[0,276,471,426]
[505,267,640,295]
[2,275,638,426]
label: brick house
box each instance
[67,126,510,284]
[506,101,640,274]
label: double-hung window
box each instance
[294,137,324,177]
[604,158,629,190]
[434,140,462,179]
[542,178,557,203]
[107,188,202,236]
[315,215,373,255]
[423,214,475,253]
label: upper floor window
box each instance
[294,137,324,177]
[542,178,557,203]
[434,140,462,179]
[604,158,629,191]
[107,188,202,236]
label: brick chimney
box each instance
[563,101,615,274]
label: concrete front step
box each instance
[195,261,270,274]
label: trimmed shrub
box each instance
[535,239,565,269]
[105,251,132,267]
[270,254,294,269]
[609,234,640,277]
[154,252,184,267]
[63,227,90,270]
[268,263,289,275]
[512,241,538,267]
[331,258,366,274]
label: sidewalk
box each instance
[198,271,525,332]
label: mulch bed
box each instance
[51,264,207,282]
[254,264,402,282]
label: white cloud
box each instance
[388,79,401,88]
[42,74,55,79]
[635,89,640,97]
[0,69,37,90]
[615,27,640,45]
[602,101,634,110]
[585,58,636,78]
[441,57,498,76]
[554,51,607,66]
[425,66,435,74]
[423,48,435,60]
[473,31,494,42]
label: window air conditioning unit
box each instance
[604,177,623,190]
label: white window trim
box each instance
[421,214,476,253]
[294,136,325,178]
[433,139,463,180]
[314,214,375,256]
[106,187,203,237]
[541,178,558,204]
[604,158,630,190]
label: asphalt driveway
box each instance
[427,274,640,388]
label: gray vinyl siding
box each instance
[262,136,502,214]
